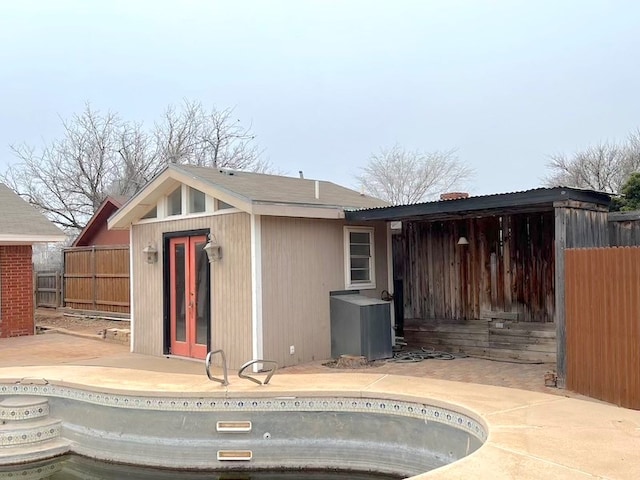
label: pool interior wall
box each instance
[0,386,487,479]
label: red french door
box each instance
[169,235,209,359]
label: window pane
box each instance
[351,257,370,269]
[194,241,208,345]
[174,244,186,342]
[351,268,370,282]
[168,187,182,216]
[217,199,233,210]
[141,205,157,219]
[350,232,370,244]
[189,188,206,213]
[350,244,370,256]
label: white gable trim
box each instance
[108,167,254,230]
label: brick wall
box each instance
[0,245,34,338]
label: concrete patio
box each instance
[0,333,638,479]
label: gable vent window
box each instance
[344,226,375,289]
[189,187,206,213]
[168,187,182,216]
[141,205,157,219]
[217,199,233,210]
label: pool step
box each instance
[0,397,49,422]
[0,396,70,463]
[0,417,62,447]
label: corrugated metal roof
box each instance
[345,187,612,221]
[0,184,66,239]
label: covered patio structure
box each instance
[347,187,611,386]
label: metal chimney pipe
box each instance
[315,180,319,199]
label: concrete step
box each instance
[0,438,70,466]
[0,397,49,422]
[0,418,61,447]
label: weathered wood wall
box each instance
[404,318,556,363]
[398,212,556,323]
[63,246,130,314]
[554,202,610,387]
[608,211,640,246]
[397,212,556,362]
[565,247,640,409]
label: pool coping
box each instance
[0,365,638,479]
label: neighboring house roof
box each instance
[72,196,127,247]
[345,187,612,222]
[109,164,388,229]
[0,183,67,244]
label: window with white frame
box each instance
[189,187,206,213]
[344,226,375,289]
[167,187,182,216]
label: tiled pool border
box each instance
[0,383,487,442]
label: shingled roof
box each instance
[174,164,386,209]
[109,164,388,229]
[0,184,66,243]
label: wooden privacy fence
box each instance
[63,245,130,315]
[33,271,62,308]
[565,247,640,410]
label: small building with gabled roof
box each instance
[0,183,66,337]
[108,164,391,368]
[72,196,129,247]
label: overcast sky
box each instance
[1,0,638,195]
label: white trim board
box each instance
[250,214,263,372]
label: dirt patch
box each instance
[35,309,130,336]
[323,355,383,369]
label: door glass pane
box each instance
[174,244,186,342]
[194,241,208,346]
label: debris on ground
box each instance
[35,308,130,340]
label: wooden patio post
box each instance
[554,207,568,388]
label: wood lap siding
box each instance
[400,212,556,323]
[131,213,252,368]
[566,247,640,409]
[260,218,389,367]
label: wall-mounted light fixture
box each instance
[143,243,158,264]
[204,233,222,262]
[457,236,469,246]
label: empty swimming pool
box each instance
[0,383,487,478]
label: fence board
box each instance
[63,245,130,314]
[34,271,61,308]
[566,247,640,409]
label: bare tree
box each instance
[544,130,640,193]
[357,144,474,205]
[154,100,272,172]
[2,105,136,230]
[2,100,272,231]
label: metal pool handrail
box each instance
[238,360,278,385]
[205,349,229,386]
